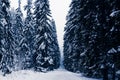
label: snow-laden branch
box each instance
[110,10,120,17]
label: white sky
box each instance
[10,0,71,53]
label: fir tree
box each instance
[23,0,35,69]
[0,0,14,75]
[0,0,4,62]
[13,0,24,70]
[34,0,60,72]
[63,0,81,72]
[80,0,120,78]
[10,8,16,33]
[49,19,60,69]
[64,0,120,78]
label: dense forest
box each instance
[0,0,120,80]
[0,0,60,75]
[64,0,120,79]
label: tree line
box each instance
[0,0,60,75]
[0,0,120,79]
[64,0,120,79]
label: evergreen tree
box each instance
[64,0,120,78]
[10,8,16,33]
[63,0,81,72]
[107,1,120,79]
[0,0,4,62]
[0,0,14,75]
[9,8,19,70]
[34,0,60,72]
[80,0,120,78]
[23,0,35,69]
[50,19,60,69]
[13,0,24,70]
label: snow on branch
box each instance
[110,10,120,17]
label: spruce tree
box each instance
[49,19,60,69]
[107,0,120,76]
[63,0,81,72]
[23,0,35,69]
[13,0,24,70]
[34,0,60,72]
[80,0,120,77]
[0,0,4,62]
[0,0,14,75]
[64,0,120,78]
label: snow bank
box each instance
[0,69,101,80]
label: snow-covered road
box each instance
[0,69,101,80]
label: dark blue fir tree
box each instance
[22,0,35,69]
[12,0,24,70]
[63,0,81,72]
[49,19,60,69]
[0,0,14,75]
[33,0,60,72]
[64,0,120,79]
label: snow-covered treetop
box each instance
[16,0,23,17]
[18,0,21,9]
[24,0,33,16]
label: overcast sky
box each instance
[10,0,71,53]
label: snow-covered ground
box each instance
[0,68,101,80]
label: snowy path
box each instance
[0,69,101,80]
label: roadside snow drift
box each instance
[0,69,101,80]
